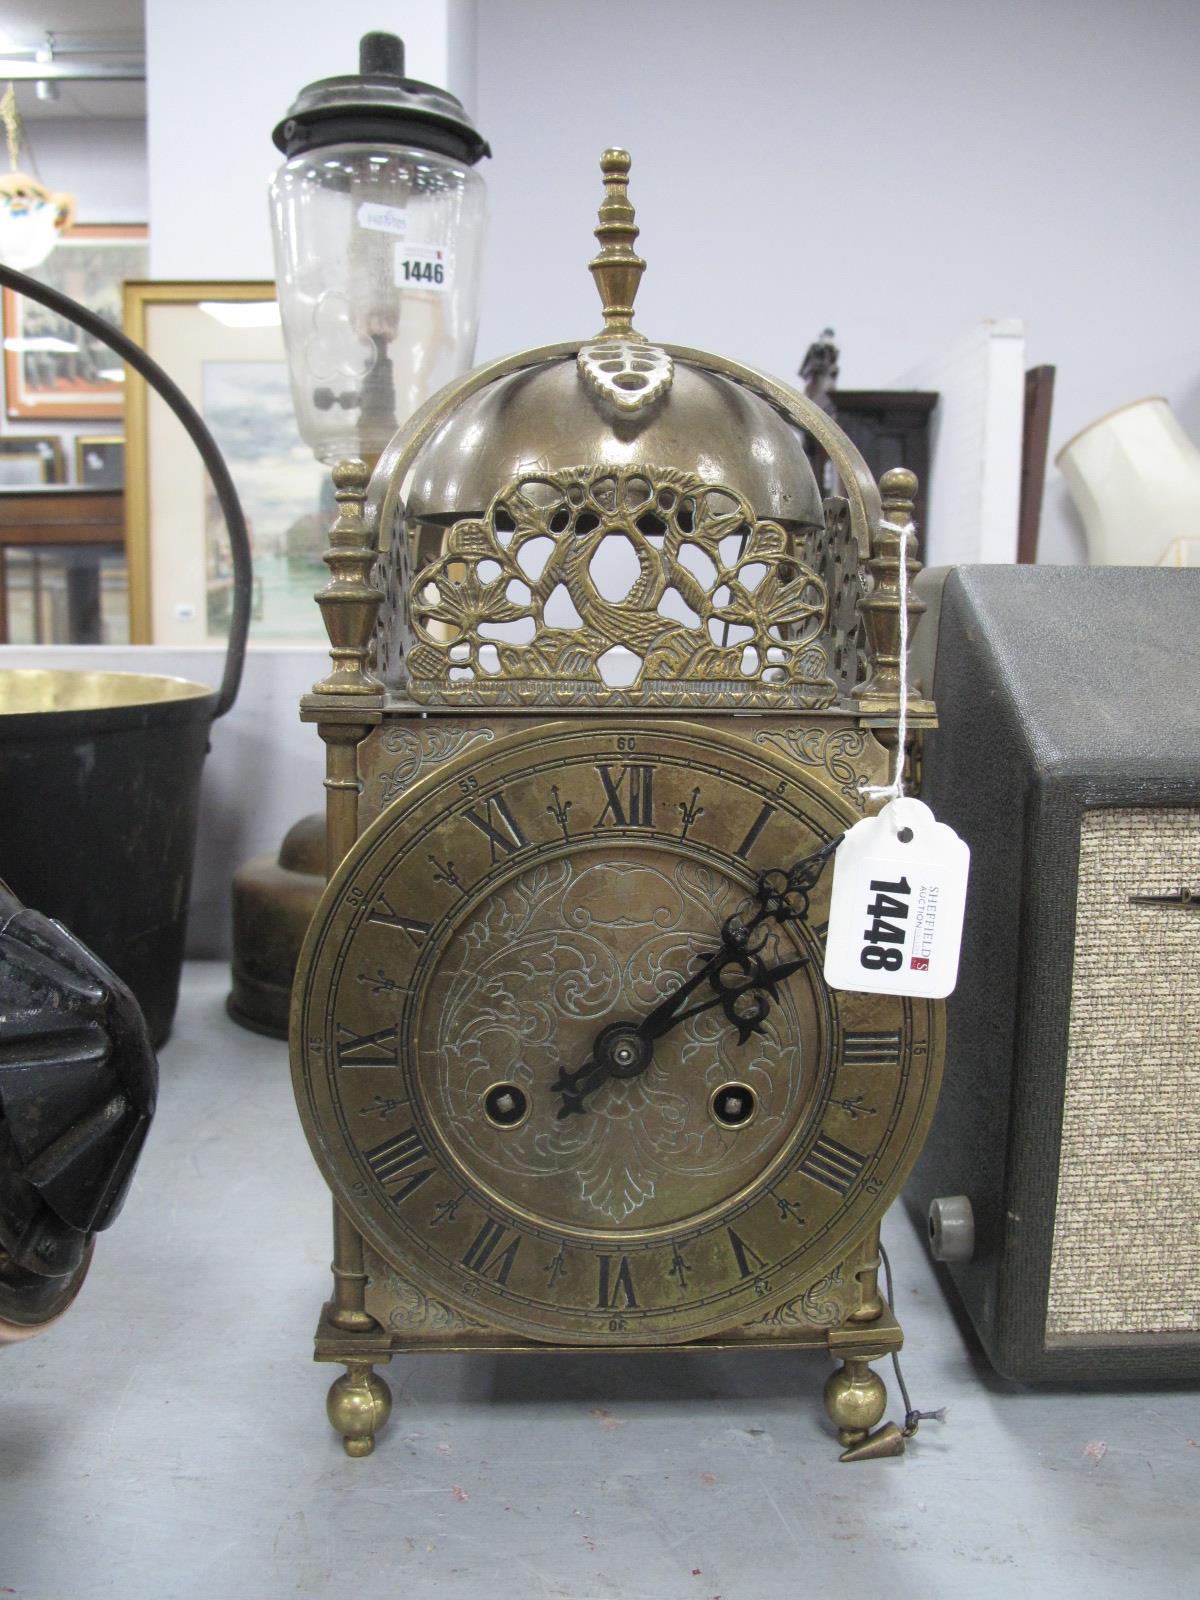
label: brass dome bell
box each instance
[365,149,889,713]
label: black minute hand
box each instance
[648,953,811,1043]
[637,945,730,1042]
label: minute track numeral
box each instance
[336,1023,399,1067]
[366,895,431,946]
[843,1030,902,1068]
[461,1218,523,1285]
[365,1128,435,1202]
[464,792,528,862]
[799,1135,867,1195]
[595,764,655,828]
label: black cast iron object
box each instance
[0,260,252,1043]
[0,879,157,1341]
[0,671,218,1047]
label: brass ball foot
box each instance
[327,1363,391,1457]
[823,1357,887,1452]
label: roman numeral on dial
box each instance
[365,1128,435,1202]
[726,1227,769,1280]
[843,1030,902,1067]
[799,1135,867,1195]
[464,792,528,862]
[734,802,776,860]
[461,1218,523,1285]
[336,1024,399,1067]
[367,896,431,946]
[595,765,654,828]
[596,1253,638,1309]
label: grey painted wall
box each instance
[472,0,1200,564]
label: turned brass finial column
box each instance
[313,458,383,698]
[854,467,932,723]
[303,456,385,1339]
[589,148,647,336]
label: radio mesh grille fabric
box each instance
[1047,807,1200,1337]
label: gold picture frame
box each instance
[123,280,328,645]
[74,434,124,489]
[0,434,65,485]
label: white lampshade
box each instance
[1056,396,1200,566]
[0,172,75,271]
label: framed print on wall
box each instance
[3,223,149,420]
[0,435,65,485]
[75,435,125,489]
[123,281,328,645]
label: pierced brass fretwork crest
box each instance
[405,465,836,709]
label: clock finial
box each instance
[589,147,646,336]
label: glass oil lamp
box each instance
[269,30,490,465]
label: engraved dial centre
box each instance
[416,847,821,1235]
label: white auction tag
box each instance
[394,242,452,292]
[823,796,969,999]
[357,202,408,236]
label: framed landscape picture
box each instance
[3,223,149,420]
[123,280,328,645]
[0,434,64,485]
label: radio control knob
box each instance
[928,1195,975,1263]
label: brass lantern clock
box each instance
[290,151,941,1460]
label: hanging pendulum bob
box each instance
[288,149,941,1459]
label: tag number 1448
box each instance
[860,876,911,972]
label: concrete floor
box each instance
[3,963,1197,1599]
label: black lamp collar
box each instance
[272,30,490,166]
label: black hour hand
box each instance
[551,1056,607,1119]
[552,1022,654,1119]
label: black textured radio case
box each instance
[904,564,1200,1382]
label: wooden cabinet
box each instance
[0,487,125,643]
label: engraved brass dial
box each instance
[292,721,942,1345]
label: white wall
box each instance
[144,0,471,281]
[23,118,148,224]
[473,0,1200,563]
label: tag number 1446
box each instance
[860,876,911,972]
[401,258,444,285]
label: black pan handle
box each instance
[0,262,251,719]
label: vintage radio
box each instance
[288,151,946,1459]
[906,563,1200,1381]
